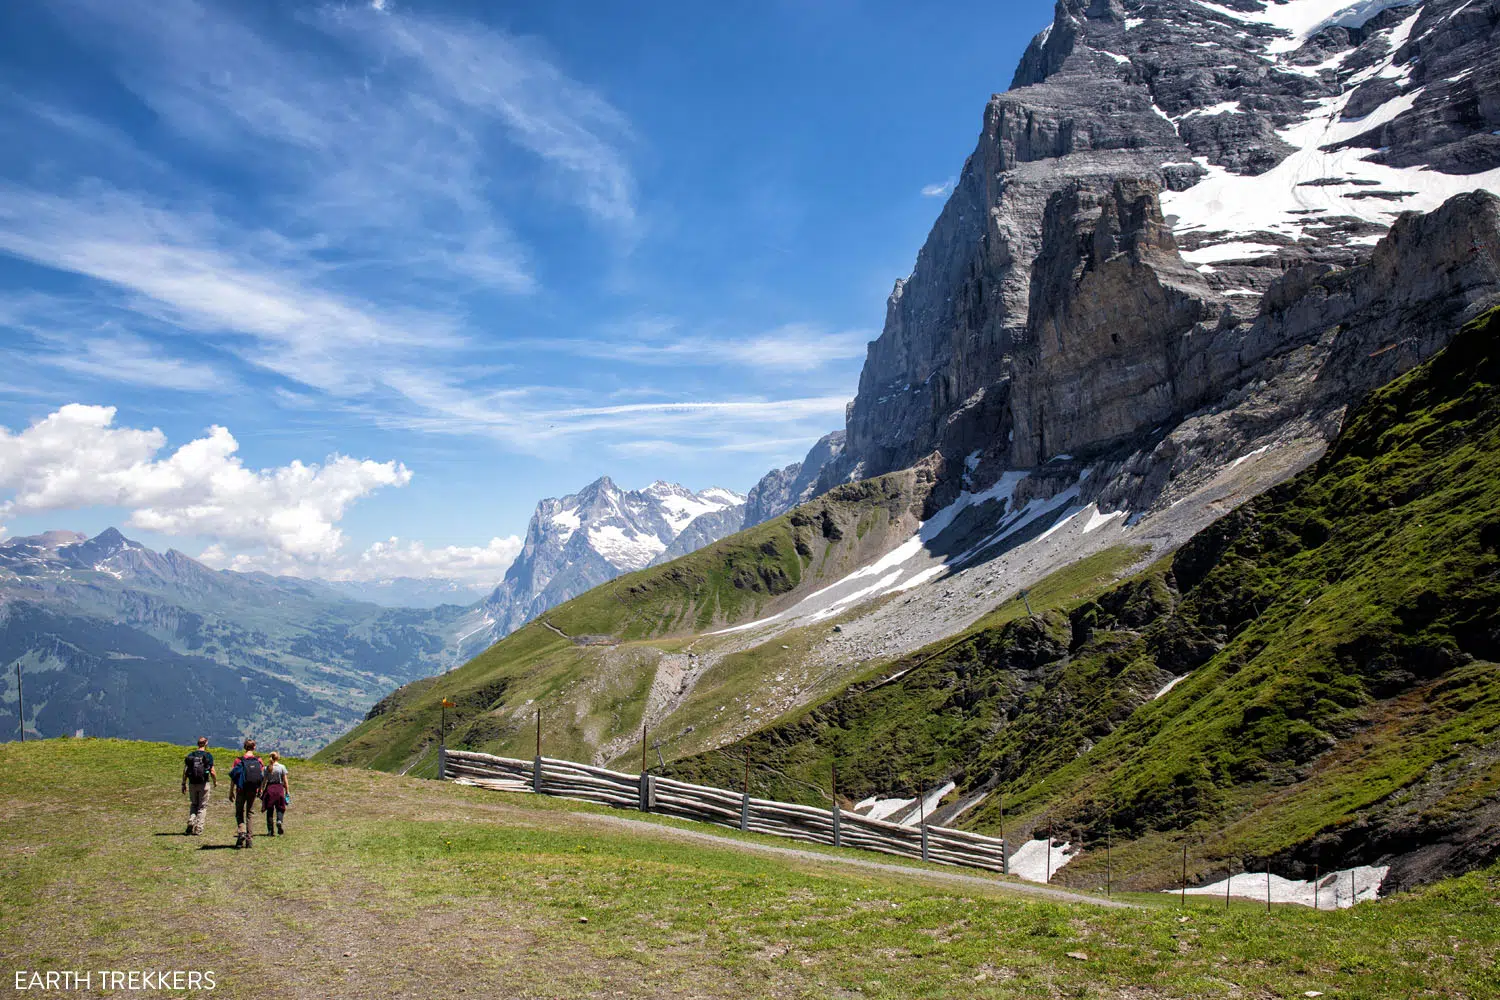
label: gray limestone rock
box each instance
[815,0,1500,509]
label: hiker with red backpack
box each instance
[260,751,290,837]
[229,738,267,849]
[181,736,217,836]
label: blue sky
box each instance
[0,0,1053,587]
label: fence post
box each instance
[1267,862,1272,913]
[740,752,750,830]
[1349,868,1356,906]
[999,791,1008,876]
[1105,825,1111,897]
[1181,842,1188,906]
[919,779,929,862]
[533,707,543,794]
[639,772,652,813]
[1046,818,1053,884]
[1313,864,1319,911]
[831,762,842,849]
[438,697,452,781]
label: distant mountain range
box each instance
[472,478,749,641]
[0,528,471,753]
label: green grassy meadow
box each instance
[2,738,1497,999]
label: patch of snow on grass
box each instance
[1153,673,1189,700]
[1009,838,1075,883]
[898,781,956,828]
[858,796,916,822]
[1171,865,1390,908]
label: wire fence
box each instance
[441,748,1009,873]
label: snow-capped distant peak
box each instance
[485,476,752,633]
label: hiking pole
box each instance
[14,662,22,742]
[1181,842,1188,906]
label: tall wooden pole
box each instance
[1267,862,1273,913]
[641,722,647,775]
[536,708,542,759]
[1181,842,1188,905]
[14,662,23,742]
[743,752,750,795]
[1313,864,1319,911]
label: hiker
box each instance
[180,737,217,836]
[261,751,290,837]
[229,739,267,849]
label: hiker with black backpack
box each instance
[229,739,267,849]
[181,737,217,836]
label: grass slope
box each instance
[4,738,1497,999]
[316,472,932,774]
[667,306,1500,892]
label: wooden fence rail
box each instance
[441,749,1008,875]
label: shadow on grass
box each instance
[197,844,240,851]
[152,831,191,837]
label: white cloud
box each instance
[369,372,850,456]
[0,184,462,394]
[0,404,409,558]
[201,534,523,587]
[38,333,225,392]
[531,322,872,372]
[921,179,955,198]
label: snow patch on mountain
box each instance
[479,477,747,641]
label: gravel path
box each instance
[570,807,1137,909]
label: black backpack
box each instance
[239,755,265,790]
[185,750,209,783]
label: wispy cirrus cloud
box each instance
[921,179,956,198]
[527,321,872,373]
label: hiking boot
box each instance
[277,822,284,836]
[186,823,194,835]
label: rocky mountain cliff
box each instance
[474,478,746,642]
[0,529,471,751]
[818,0,1500,511]
[742,431,846,527]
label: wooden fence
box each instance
[441,748,1009,874]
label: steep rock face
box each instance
[1010,177,1221,466]
[479,477,746,637]
[823,0,1500,499]
[743,431,846,526]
